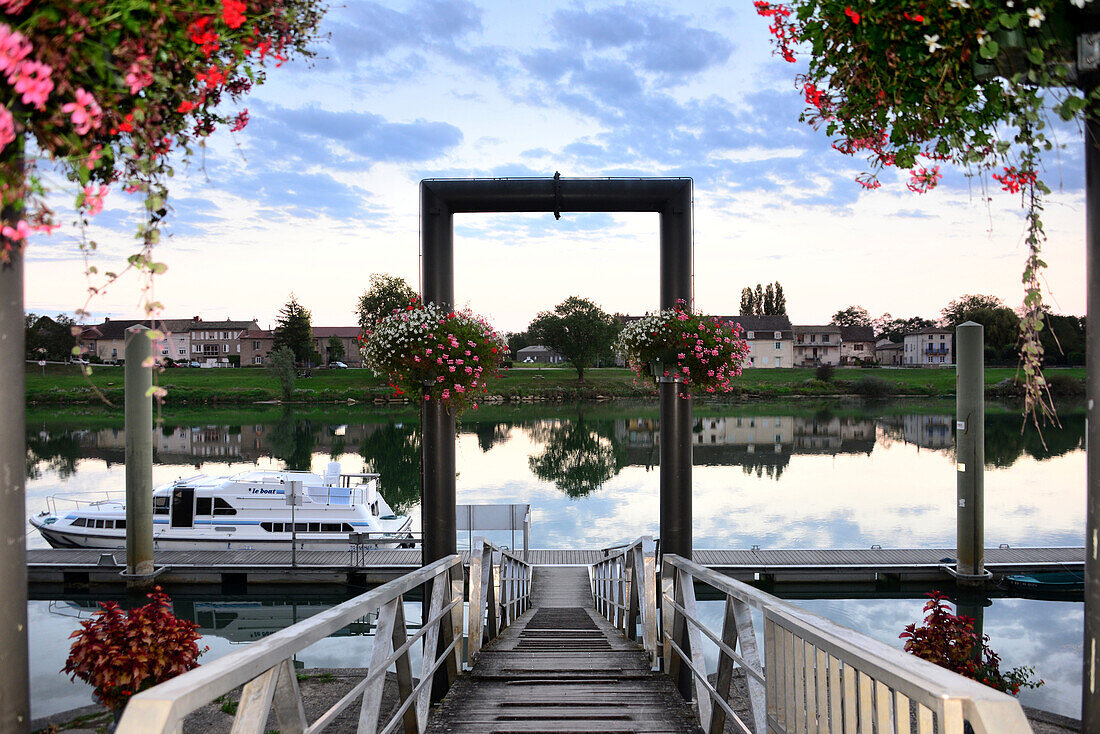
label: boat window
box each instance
[212,498,237,516]
[94,520,105,528]
[195,497,212,515]
[309,523,320,532]
[154,496,169,515]
[343,523,355,532]
[261,522,273,532]
[115,519,125,529]
[295,523,308,532]
[322,523,341,532]
[72,518,87,527]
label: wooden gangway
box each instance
[426,566,699,733]
[115,537,1036,734]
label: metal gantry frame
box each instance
[418,176,695,570]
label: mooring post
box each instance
[124,326,155,587]
[955,321,986,585]
[0,245,31,733]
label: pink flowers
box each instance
[2,219,30,240]
[0,105,13,153]
[906,165,941,194]
[61,88,102,135]
[81,185,108,216]
[11,58,52,109]
[125,56,154,95]
[0,23,29,77]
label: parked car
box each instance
[330,361,348,369]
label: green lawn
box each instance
[23,363,1085,405]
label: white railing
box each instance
[662,554,1034,734]
[591,536,659,668]
[116,555,465,734]
[42,491,125,515]
[467,537,532,660]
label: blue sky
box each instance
[24,0,1088,332]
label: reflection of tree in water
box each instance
[26,428,82,480]
[470,421,512,452]
[528,416,627,498]
[267,411,318,471]
[984,410,1085,468]
[359,422,421,514]
[741,459,786,480]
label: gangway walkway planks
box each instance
[27,545,1084,588]
[426,566,700,734]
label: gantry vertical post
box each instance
[659,183,693,562]
[0,245,29,734]
[1084,42,1100,728]
[124,326,155,588]
[954,321,985,585]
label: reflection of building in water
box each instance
[900,414,955,449]
[614,415,876,476]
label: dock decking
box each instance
[26,546,1084,588]
[426,566,699,733]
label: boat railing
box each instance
[467,537,533,661]
[116,554,465,734]
[349,532,421,564]
[42,491,125,516]
[660,553,1034,734]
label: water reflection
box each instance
[359,421,421,514]
[526,415,627,497]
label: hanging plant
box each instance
[1,0,326,371]
[360,298,508,416]
[616,302,750,395]
[754,0,1097,425]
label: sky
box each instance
[22,0,1091,333]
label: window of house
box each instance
[774,331,781,339]
[928,356,933,363]
[750,356,755,364]
[179,349,185,356]
[253,341,261,349]
[746,331,754,339]
[763,356,769,365]
[774,342,781,350]
[223,344,229,353]
[823,334,830,343]
[797,334,804,343]
[854,344,863,351]
[161,349,168,355]
[940,356,945,363]
[775,357,781,367]
[810,334,817,343]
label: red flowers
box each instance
[992,166,1037,194]
[222,0,247,29]
[906,165,942,193]
[844,6,859,24]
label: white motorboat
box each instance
[29,462,413,551]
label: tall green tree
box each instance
[763,283,776,316]
[739,288,754,315]
[529,296,620,381]
[753,284,765,315]
[940,294,1005,328]
[773,283,787,315]
[872,314,935,343]
[831,305,871,328]
[357,273,417,330]
[25,314,77,361]
[327,336,345,363]
[272,295,314,364]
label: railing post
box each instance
[467,538,486,661]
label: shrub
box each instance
[266,346,297,401]
[900,591,1042,695]
[815,363,835,382]
[852,376,895,398]
[63,588,207,711]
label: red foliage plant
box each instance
[900,591,1042,695]
[63,587,207,711]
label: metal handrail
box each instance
[590,536,659,668]
[116,555,464,734]
[662,554,1034,734]
[467,537,533,661]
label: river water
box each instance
[24,399,1085,720]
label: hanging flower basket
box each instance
[616,303,750,395]
[360,300,507,415]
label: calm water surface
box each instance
[24,400,1085,719]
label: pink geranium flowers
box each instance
[62,88,102,135]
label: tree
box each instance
[754,284,765,315]
[1041,314,1086,366]
[357,274,416,331]
[327,336,345,363]
[740,288,754,315]
[831,306,871,328]
[773,283,787,315]
[265,347,297,401]
[272,295,314,364]
[873,315,935,344]
[763,283,776,316]
[506,329,536,356]
[529,296,620,381]
[940,294,1005,328]
[25,314,76,361]
[528,415,626,498]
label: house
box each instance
[312,327,363,366]
[792,325,842,366]
[725,315,793,369]
[240,330,274,366]
[516,345,564,364]
[80,318,195,363]
[875,339,903,366]
[188,318,260,366]
[838,325,876,365]
[903,327,953,366]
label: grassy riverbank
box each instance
[24,363,1086,406]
